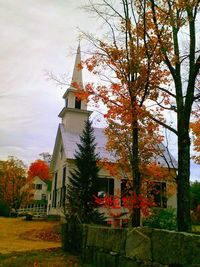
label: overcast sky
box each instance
[0,0,199,180]
[0,0,98,162]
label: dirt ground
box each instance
[0,217,61,254]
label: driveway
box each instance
[0,217,61,254]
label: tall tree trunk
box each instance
[177,117,191,232]
[131,119,141,227]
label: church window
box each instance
[147,182,167,208]
[60,167,66,206]
[96,177,114,198]
[75,97,81,109]
[52,172,57,208]
[65,98,68,107]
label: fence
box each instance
[17,204,47,215]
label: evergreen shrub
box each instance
[143,208,177,230]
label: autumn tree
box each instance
[66,119,103,224]
[134,0,200,232]
[80,0,200,231]
[28,159,51,181]
[80,0,173,227]
[191,119,200,164]
[0,157,28,210]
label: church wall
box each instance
[48,139,69,215]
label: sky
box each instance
[0,0,199,180]
[0,0,98,163]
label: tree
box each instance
[80,0,173,227]
[28,159,51,181]
[0,157,28,210]
[66,119,103,224]
[137,0,200,232]
[81,0,200,231]
[191,119,200,164]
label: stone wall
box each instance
[80,225,200,267]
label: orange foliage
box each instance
[191,119,200,164]
[0,157,30,209]
[28,159,51,181]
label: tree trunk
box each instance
[177,121,191,232]
[131,122,141,227]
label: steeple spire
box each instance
[71,43,83,89]
[58,43,92,134]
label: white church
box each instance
[47,45,177,225]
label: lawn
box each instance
[0,217,94,266]
[0,217,61,254]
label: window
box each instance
[96,177,114,197]
[52,172,57,208]
[65,98,68,107]
[148,182,167,208]
[75,97,81,109]
[36,184,42,190]
[41,194,46,200]
[121,179,133,206]
[121,179,132,197]
[60,167,66,206]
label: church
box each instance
[48,44,177,225]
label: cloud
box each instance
[0,0,98,165]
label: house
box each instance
[18,176,51,216]
[48,44,177,224]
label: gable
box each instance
[50,124,66,171]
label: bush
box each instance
[191,204,200,225]
[143,208,177,230]
[0,200,10,217]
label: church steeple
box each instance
[71,43,83,89]
[62,44,86,110]
[58,44,92,134]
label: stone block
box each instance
[125,227,152,261]
[152,229,200,266]
[119,256,141,267]
[94,251,118,267]
[86,226,126,253]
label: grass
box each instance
[0,248,94,267]
[0,217,94,266]
[0,217,61,254]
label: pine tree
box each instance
[66,119,103,224]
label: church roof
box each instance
[60,123,116,161]
[50,123,177,170]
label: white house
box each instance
[19,176,51,215]
[48,44,177,224]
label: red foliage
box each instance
[94,192,154,223]
[28,160,51,181]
